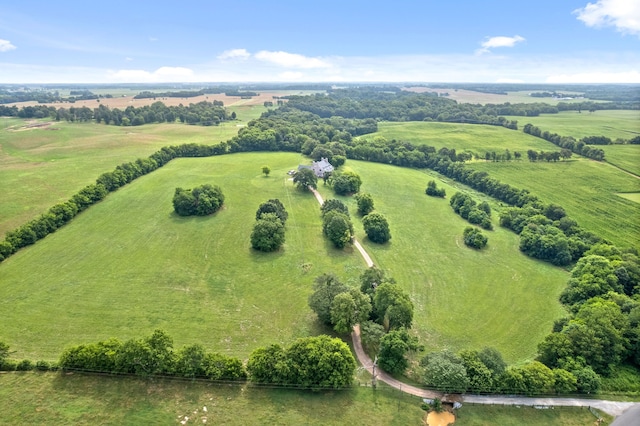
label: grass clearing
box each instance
[0,118,241,235]
[0,153,365,360]
[601,144,640,176]
[467,159,640,249]
[0,372,424,425]
[370,122,640,250]
[370,122,554,154]
[0,154,567,364]
[505,110,640,141]
[329,161,568,362]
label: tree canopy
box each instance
[173,184,224,216]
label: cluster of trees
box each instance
[535,244,640,383]
[287,89,518,128]
[321,199,354,248]
[133,88,225,99]
[526,149,572,162]
[463,227,488,249]
[247,335,355,389]
[250,199,287,252]
[328,171,362,195]
[307,268,416,376]
[479,149,521,162]
[425,180,446,198]
[58,330,246,380]
[523,124,606,161]
[173,185,225,216]
[450,192,493,230]
[421,347,600,395]
[499,203,601,266]
[363,213,391,244]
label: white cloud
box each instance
[254,50,331,68]
[0,39,17,52]
[217,48,251,60]
[546,70,640,83]
[574,0,640,36]
[108,66,194,82]
[476,35,525,55]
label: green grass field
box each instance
[505,110,640,141]
[0,118,242,236]
[333,161,568,362]
[467,158,640,249]
[369,122,640,250]
[601,144,640,176]
[369,122,554,154]
[0,372,615,425]
[0,153,567,364]
[0,153,367,360]
[0,372,425,425]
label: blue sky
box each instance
[0,0,638,84]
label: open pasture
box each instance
[370,122,556,154]
[0,153,365,360]
[0,372,425,425]
[338,160,568,362]
[468,159,640,249]
[0,118,242,236]
[0,153,567,364]
[600,144,640,176]
[506,110,640,141]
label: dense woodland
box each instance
[1,86,638,395]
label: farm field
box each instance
[0,118,243,236]
[601,144,640,176]
[370,122,640,250]
[505,110,640,141]
[369,121,556,154]
[467,159,640,250]
[0,153,567,363]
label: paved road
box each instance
[308,185,640,419]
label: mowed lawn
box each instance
[505,110,640,141]
[323,161,568,363]
[467,158,640,250]
[0,118,242,235]
[370,122,560,154]
[0,154,567,364]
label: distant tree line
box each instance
[0,101,230,126]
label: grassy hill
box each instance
[369,122,640,250]
[0,153,567,364]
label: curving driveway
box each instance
[307,186,639,418]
